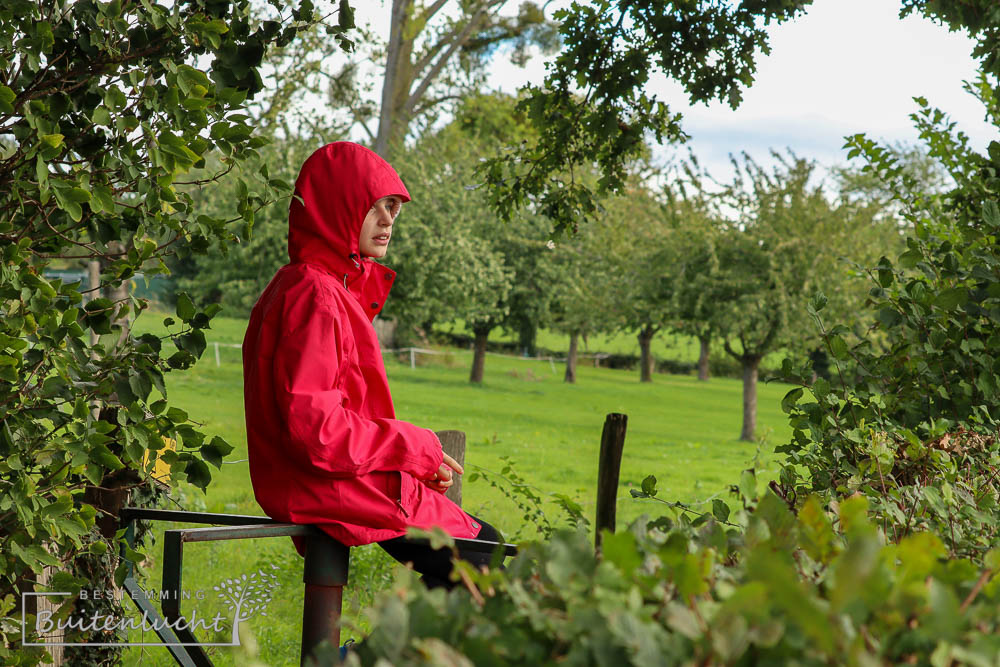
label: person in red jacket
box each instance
[242,141,500,588]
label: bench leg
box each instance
[300,534,349,666]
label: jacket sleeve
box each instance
[272,303,444,479]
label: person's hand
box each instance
[423,452,463,493]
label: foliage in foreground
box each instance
[0,1,342,663]
[342,486,999,666]
[773,91,1000,565]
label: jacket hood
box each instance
[288,142,411,279]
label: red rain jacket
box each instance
[242,142,481,550]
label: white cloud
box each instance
[647,0,997,179]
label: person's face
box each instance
[358,195,403,259]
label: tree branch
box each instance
[403,5,492,119]
[411,0,459,76]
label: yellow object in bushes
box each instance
[143,437,175,486]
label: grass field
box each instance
[119,310,793,665]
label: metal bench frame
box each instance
[118,507,517,666]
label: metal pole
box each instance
[300,533,350,666]
[595,413,628,550]
[410,347,415,369]
[214,342,220,367]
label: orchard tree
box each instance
[384,92,553,383]
[595,186,677,383]
[381,132,512,350]
[667,201,723,382]
[548,222,617,383]
[479,0,815,232]
[0,0,340,660]
[710,153,894,441]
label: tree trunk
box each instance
[697,335,710,381]
[740,357,760,442]
[518,319,537,357]
[637,327,655,383]
[373,0,410,157]
[470,327,489,383]
[564,332,578,383]
[373,1,494,158]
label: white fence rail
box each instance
[204,342,610,371]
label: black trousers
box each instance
[377,515,503,589]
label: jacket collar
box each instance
[346,259,396,322]
[304,258,396,322]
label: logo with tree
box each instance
[213,564,280,644]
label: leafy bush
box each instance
[0,1,340,663]
[343,482,1000,665]
[774,93,1000,564]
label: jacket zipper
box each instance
[396,499,410,518]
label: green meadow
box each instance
[119,311,793,666]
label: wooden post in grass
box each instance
[436,430,466,507]
[595,413,628,549]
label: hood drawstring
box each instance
[343,253,364,290]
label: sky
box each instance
[355,0,995,182]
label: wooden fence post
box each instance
[595,413,628,549]
[435,430,466,507]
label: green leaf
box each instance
[40,133,64,148]
[876,256,893,287]
[809,292,828,312]
[338,0,355,29]
[177,329,206,357]
[755,491,797,550]
[0,84,15,114]
[52,185,83,222]
[983,200,1000,228]
[828,335,848,360]
[175,292,196,321]
[200,436,233,469]
[838,495,870,534]
[91,183,115,213]
[640,474,657,496]
[674,551,711,597]
[92,106,111,126]
[184,458,212,491]
[780,387,803,413]
[738,469,756,501]
[40,494,74,518]
[601,530,640,577]
[90,443,124,471]
[711,498,730,523]
[128,372,152,402]
[934,287,968,310]
[797,495,836,564]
